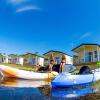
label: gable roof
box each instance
[72,43,100,51]
[43,50,72,57]
[8,54,17,56]
[19,52,44,58]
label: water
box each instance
[0,78,100,100]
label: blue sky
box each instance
[0,0,100,55]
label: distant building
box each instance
[72,43,100,69]
[2,54,9,63]
[19,53,44,66]
[43,50,73,65]
[8,54,18,64]
[0,54,4,63]
[0,50,73,67]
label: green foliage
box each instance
[97,61,100,67]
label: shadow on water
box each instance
[0,78,100,100]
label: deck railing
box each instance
[73,56,100,64]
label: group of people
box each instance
[37,55,66,73]
[49,58,66,73]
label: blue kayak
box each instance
[51,68,100,87]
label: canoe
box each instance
[51,68,100,87]
[0,65,58,80]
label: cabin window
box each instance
[55,56,61,64]
[94,51,97,58]
[85,52,93,62]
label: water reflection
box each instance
[0,78,99,100]
[51,86,97,99]
[0,78,50,88]
[0,78,51,100]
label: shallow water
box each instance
[0,78,100,100]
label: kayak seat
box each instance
[79,66,92,75]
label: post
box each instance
[36,56,38,65]
[84,46,86,63]
[97,46,100,61]
[93,50,95,62]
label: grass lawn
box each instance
[72,70,79,74]
[0,63,37,71]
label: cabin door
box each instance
[88,52,93,62]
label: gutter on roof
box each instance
[43,50,72,57]
[72,43,100,51]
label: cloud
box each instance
[79,32,92,40]
[16,5,41,13]
[7,0,41,13]
[69,32,92,48]
[8,0,26,4]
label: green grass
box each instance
[72,70,79,74]
[0,63,37,71]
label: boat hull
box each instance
[52,70,100,87]
[0,65,58,80]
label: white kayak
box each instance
[0,65,58,80]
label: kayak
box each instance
[51,68,100,87]
[0,65,58,80]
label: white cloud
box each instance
[8,0,26,4]
[69,32,92,48]
[16,5,41,13]
[79,32,92,40]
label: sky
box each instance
[0,0,100,55]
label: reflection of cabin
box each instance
[43,50,73,66]
[20,53,44,66]
[72,44,100,69]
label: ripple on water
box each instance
[0,78,99,100]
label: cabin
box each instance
[0,54,4,63]
[43,50,73,66]
[8,54,18,64]
[72,43,100,69]
[20,53,44,66]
